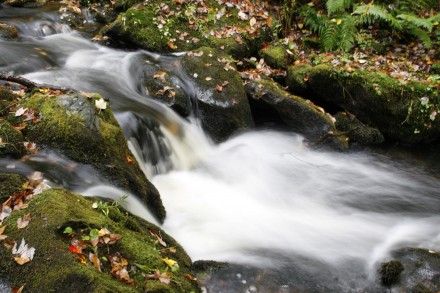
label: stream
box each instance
[1,5,440,292]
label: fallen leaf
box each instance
[125,155,133,164]
[89,253,101,271]
[250,17,256,27]
[12,238,35,265]
[11,284,25,293]
[17,213,31,229]
[184,273,197,281]
[95,98,107,111]
[68,244,83,255]
[15,107,27,117]
[215,84,223,92]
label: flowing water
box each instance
[1,5,440,292]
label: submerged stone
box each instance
[378,260,404,287]
[0,23,18,40]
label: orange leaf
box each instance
[215,84,223,92]
[68,245,82,255]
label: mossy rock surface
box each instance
[245,79,348,150]
[102,0,271,60]
[0,120,26,158]
[3,0,46,7]
[258,44,289,69]
[0,22,18,40]
[0,173,27,203]
[13,91,165,223]
[291,64,440,143]
[0,188,201,292]
[334,112,384,145]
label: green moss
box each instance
[286,64,313,96]
[0,188,200,292]
[0,120,25,158]
[259,44,287,69]
[0,173,27,202]
[431,62,440,74]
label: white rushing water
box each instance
[2,9,440,291]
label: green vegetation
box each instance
[278,0,439,52]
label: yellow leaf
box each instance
[162,257,177,268]
[0,225,6,235]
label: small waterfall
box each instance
[2,6,440,292]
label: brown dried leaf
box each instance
[215,84,223,92]
[17,213,31,229]
[89,253,101,271]
[11,284,25,293]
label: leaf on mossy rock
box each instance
[146,270,171,285]
[0,225,7,241]
[12,238,35,265]
[16,213,31,229]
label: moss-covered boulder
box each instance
[258,43,291,70]
[0,188,201,292]
[180,47,254,141]
[102,0,271,59]
[10,90,165,223]
[0,173,27,203]
[286,63,312,97]
[0,23,18,40]
[0,120,26,158]
[245,79,348,150]
[334,112,384,145]
[287,64,440,143]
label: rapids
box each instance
[1,5,440,292]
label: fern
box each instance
[326,0,354,16]
[353,4,401,30]
[395,0,439,13]
[301,5,328,35]
[407,26,432,48]
[397,14,433,32]
[320,22,339,51]
[337,15,357,51]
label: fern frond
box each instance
[326,0,354,16]
[337,15,357,51]
[397,0,438,13]
[320,22,339,51]
[397,14,433,32]
[301,6,328,34]
[407,26,432,48]
[353,4,401,30]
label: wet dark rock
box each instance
[334,112,384,145]
[180,47,254,141]
[379,260,404,287]
[143,63,190,118]
[245,79,348,150]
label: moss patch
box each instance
[0,188,200,292]
[0,120,26,158]
[0,173,28,203]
